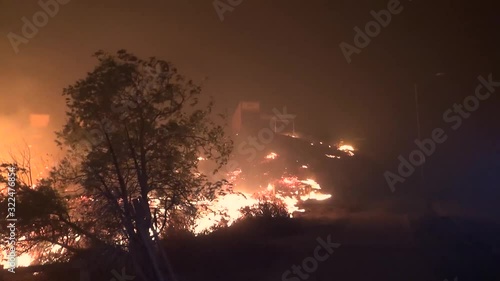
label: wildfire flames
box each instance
[193,176,331,234]
[337,144,355,156]
[2,174,332,268]
[265,152,278,160]
[2,139,349,267]
[188,143,351,234]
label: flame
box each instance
[265,152,278,160]
[1,139,336,264]
[338,144,354,151]
[337,144,355,156]
[192,177,331,234]
[301,192,332,201]
[0,254,32,269]
[325,154,341,159]
[1,242,34,268]
[0,175,332,265]
[193,192,259,234]
[17,253,33,268]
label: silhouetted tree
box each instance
[1,50,233,281]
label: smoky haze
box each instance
[1,1,500,279]
[0,0,499,204]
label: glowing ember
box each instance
[300,192,332,201]
[338,144,354,151]
[265,152,278,160]
[325,154,341,159]
[337,144,355,156]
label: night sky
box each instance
[1,0,499,164]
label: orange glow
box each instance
[265,152,278,160]
[325,154,341,159]
[337,144,355,156]
[338,144,354,151]
[194,192,259,234]
[1,248,34,269]
[192,177,332,234]
[29,114,50,128]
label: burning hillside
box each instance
[1,130,355,268]
[193,175,331,234]
[192,134,356,234]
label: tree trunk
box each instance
[133,198,169,281]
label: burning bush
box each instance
[239,198,290,219]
